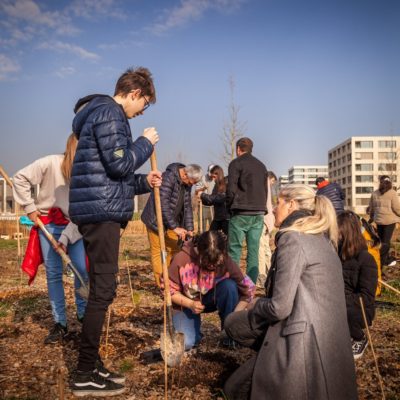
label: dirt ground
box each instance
[0,234,399,400]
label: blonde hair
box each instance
[279,184,338,247]
[61,133,78,181]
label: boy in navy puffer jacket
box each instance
[70,67,161,397]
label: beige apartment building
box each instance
[288,165,328,188]
[328,136,400,214]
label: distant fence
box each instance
[0,216,30,239]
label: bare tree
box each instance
[220,76,246,169]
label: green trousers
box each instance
[228,214,264,284]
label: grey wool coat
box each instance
[247,230,358,400]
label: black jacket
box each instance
[316,182,345,214]
[226,152,268,213]
[200,184,229,222]
[341,249,377,327]
[69,95,153,225]
[141,163,194,232]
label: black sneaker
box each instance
[44,323,67,344]
[352,337,368,360]
[71,370,126,397]
[95,359,126,384]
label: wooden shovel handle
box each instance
[150,152,173,307]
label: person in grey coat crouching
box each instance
[223,184,358,400]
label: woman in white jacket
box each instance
[13,133,88,344]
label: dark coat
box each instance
[141,163,194,232]
[200,184,229,222]
[226,153,268,213]
[341,249,378,333]
[316,182,345,214]
[69,95,153,225]
[247,221,358,399]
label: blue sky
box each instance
[0,0,399,177]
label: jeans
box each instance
[172,279,239,350]
[38,223,88,326]
[228,215,264,283]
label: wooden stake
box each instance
[359,296,385,400]
[57,362,65,400]
[0,165,22,282]
[379,279,400,296]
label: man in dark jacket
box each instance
[316,177,345,215]
[226,137,268,284]
[141,163,203,286]
[69,67,161,397]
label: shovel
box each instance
[36,220,89,300]
[150,151,185,367]
[0,166,89,300]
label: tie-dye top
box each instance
[168,242,255,305]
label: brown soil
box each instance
[0,234,399,400]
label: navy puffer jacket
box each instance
[141,163,194,233]
[69,94,153,225]
[316,182,345,215]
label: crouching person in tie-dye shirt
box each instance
[167,230,255,350]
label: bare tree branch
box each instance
[220,76,246,169]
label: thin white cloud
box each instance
[55,66,76,78]
[68,0,127,20]
[38,41,100,61]
[150,0,246,35]
[0,53,20,80]
[1,0,79,34]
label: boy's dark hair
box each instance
[337,211,367,261]
[197,230,227,272]
[378,175,392,195]
[236,137,253,154]
[315,177,326,186]
[114,67,156,103]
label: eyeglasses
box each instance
[142,96,150,111]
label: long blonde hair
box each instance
[279,184,338,247]
[61,133,78,181]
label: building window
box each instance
[378,152,397,160]
[342,167,346,174]
[356,187,374,194]
[355,141,373,148]
[347,154,351,161]
[333,161,336,167]
[378,140,396,148]
[342,177,346,185]
[348,166,351,173]
[356,198,371,206]
[355,152,373,160]
[356,175,373,183]
[378,163,397,172]
[338,148,341,154]
[338,159,341,166]
[342,156,346,163]
[355,164,373,171]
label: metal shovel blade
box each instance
[160,330,185,367]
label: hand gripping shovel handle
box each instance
[36,220,89,299]
[150,151,174,337]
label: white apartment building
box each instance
[288,165,328,188]
[278,174,289,189]
[328,136,400,214]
